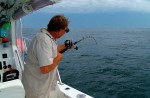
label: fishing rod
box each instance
[60,36,97,53]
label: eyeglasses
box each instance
[64,28,69,33]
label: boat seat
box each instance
[3,69,19,82]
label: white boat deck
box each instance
[0,79,25,98]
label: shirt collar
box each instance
[40,28,55,40]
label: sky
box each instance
[22,0,150,30]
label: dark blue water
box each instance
[23,28,150,98]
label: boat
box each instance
[0,0,93,98]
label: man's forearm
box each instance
[40,52,63,74]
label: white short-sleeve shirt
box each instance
[22,28,58,98]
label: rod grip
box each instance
[60,48,68,53]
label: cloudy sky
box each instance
[43,0,150,13]
[22,0,150,29]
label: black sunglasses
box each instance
[64,28,69,33]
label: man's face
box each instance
[54,28,69,39]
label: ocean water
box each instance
[23,28,150,98]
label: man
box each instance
[22,15,71,98]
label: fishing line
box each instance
[74,36,97,45]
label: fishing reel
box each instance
[64,40,73,49]
[64,40,78,50]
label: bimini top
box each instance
[0,0,61,20]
